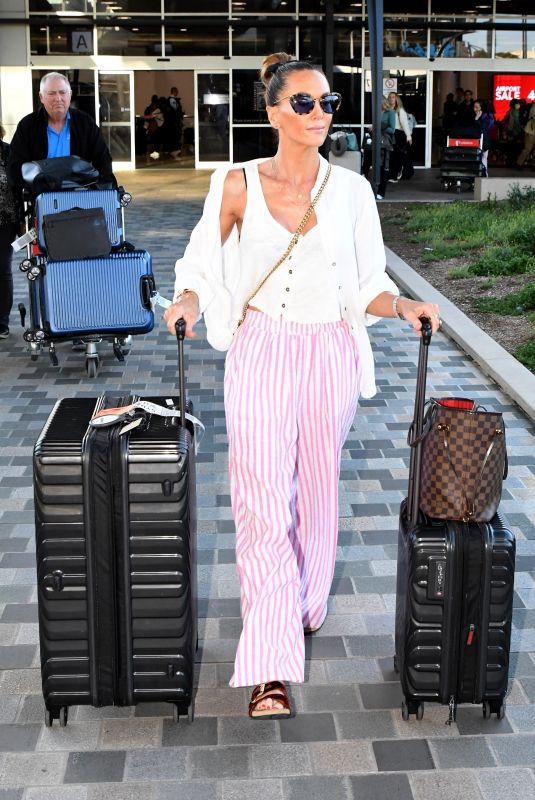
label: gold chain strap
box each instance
[236,163,332,328]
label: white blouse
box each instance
[238,163,341,324]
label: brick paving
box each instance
[0,169,534,799]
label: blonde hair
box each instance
[381,96,391,112]
[0,122,5,140]
[388,92,403,110]
[260,52,325,107]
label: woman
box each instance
[504,99,523,167]
[164,53,441,719]
[0,123,21,339]
[387,91,412,182]
[376,97,396,200]
[474,99,494,177]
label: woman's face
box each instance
[267,69,333,149]
[474,101,481,114]
[388,92,397,107]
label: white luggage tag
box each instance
[12,228,37,252]
[150,291,172,311]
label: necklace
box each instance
[270,158,317,205]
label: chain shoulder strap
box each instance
[236,163,332,328]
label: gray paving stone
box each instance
[251,743,312,777]
[0,605,38,623]
[279,713,337,743]
[336,710,396,741]
[123,748,188,781]
[410,770,483,800]
[24,787,88,800]
[86,785,155,800]
[153,783,217,800]
[373,739,434,771]
[359,682,403,709]
[162,716,217,747]
[0,645,37,669]
[284,776,349,800]
[0,752,67,786]
[476,767,535,800]
[345,635,394,657]
[489,733,535,765]
[0,695,20,724]
[454,707,513,735]
[428,736,497,769]
[98,718,162,749]
[63,751,126,784]
[220,779,283,800]
[506,705,535,732]
[190,745,250,779]
[348,773,414,800]
[36,722,101,751]
[218,715,279,745]
[296,685,360,713]
[0,723,40,752]
[308,740,376,774]
[0,791,22,800]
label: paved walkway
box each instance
[0,170,534,799]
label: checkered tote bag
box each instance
[414,398,508,522]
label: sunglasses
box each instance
[274,92,342,115]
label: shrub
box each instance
[468,247,535,276]
[507,183,535,211]
[515,340,535,372]
[474,282,535,314]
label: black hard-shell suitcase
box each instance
[394,319,515,724]
[33,322,197,726]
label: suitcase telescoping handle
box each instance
[175,319,187,428]
[407,316,433,528]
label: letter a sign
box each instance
[72,31,93,53]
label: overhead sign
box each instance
[493,74,535,120]
[72,31,92,53]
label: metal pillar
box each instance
[367,0,384,197]
[321,0,335,159]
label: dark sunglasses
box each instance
[274,92,342,115]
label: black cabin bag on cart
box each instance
[394,318,515,724]
[33,321,199,726]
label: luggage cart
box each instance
[14,181,149,378]
[440,135,486,193]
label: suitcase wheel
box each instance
[44,705,68,727]
[59,705,69,727]
[484,699,506,720]
[401,700,424,721]
[393,655,399,674]
[85,356,99,379]
[172,700,195,724]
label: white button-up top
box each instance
[173,155,398,398]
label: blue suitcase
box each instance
[29,250,155,338]
[35,189,123,253]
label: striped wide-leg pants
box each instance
[224,311,360,687]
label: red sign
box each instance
[494,74,535,120]
[447,137,482,148]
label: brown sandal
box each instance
[248,681,292,719]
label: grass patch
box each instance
[468,247,535,277]
[421,241,467,261]
[479,277,498,290]
[448,266,471,280]
[515,340,535,372]
[474,282,535,315]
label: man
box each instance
[7,72,114,194]
[167,86,184,158]
[516,102,535,169]
[456,89,475,126]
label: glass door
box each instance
[97,71,134,170]
[195,71,231,168]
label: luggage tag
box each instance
[150,291,171,311]
[12,228,37,252]
[119,416,144,435]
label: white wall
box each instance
[0,67,33,142]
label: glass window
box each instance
[166,0,228,11]
[495,17,523,59]
[197,73,230,163]
[165,26,229,56]
[232,0,296,11]
[300,0,362,11]
[232,69,268,124]
[30,24,94,56]
[97,25,162,56]
[430,27,492,58]
[334,25,362,61]
[383,0,428,14]
[528,22,535,60]
[299,24,322,61]
[32,69,96,118]
[364,71,426,126]
[382,26,427,57]
[94,0,161,12]
[233,126,277,163]
[332,69,361,125]
[232,23,295,56]
[30,0,93,11]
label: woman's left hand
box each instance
[398,298,441,335]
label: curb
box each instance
[385,246,535,422]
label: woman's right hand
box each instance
[163,292,200,338]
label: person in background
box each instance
[167,87,184,158]
[454,87,465,106]
[163,51,441,719]
[442,92,457,136]
[0,122,22,339]
[516,101,535,170]
[503,98,523,167]
[7,72,114,195]
[376,97,396,200]
[386,91,412,182]
[456,88,475,126]
[474,99,494,177]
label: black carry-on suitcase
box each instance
[33,320,197,726]
[395,319,515,724]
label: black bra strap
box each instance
[242,167,247,189]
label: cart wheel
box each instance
[59,706,68,727]
[393,654,399,674]
[416,702,424,721]
[496,701,506,720]
[401,701,410,721]
[44,708,54,728]
[482,700,490,719]
[30,353,39,362]
[85,357,99,378]
[173,704,180,724]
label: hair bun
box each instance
[260,52,295,86]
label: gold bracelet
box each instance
[173,288,195,304]
[392,295,405,320]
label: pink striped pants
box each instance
[224,311,360,687]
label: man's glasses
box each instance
[274,92,342,115]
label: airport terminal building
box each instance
[0,1,534,170]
